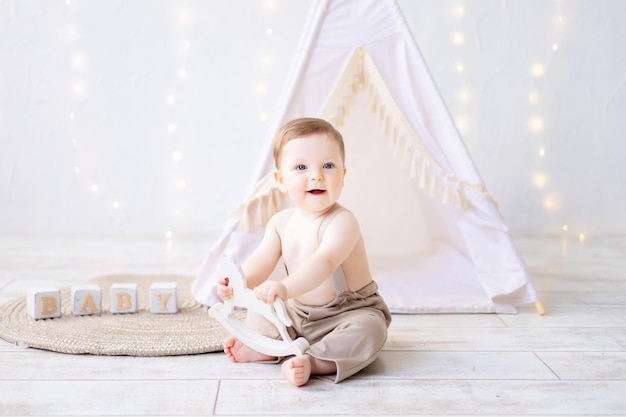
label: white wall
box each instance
[1,0,624,237]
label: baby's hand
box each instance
[254,280,287,304]
[216,276,233,300]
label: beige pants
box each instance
[246,281,392,383]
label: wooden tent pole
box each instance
[534,300,546,315]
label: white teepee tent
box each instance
[192,0,541,314]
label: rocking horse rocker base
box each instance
[208,255,310,358]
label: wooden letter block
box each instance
[27,287,61,320]
[110,283,138,314]
[150,282,178,314]
[71,284,101,316]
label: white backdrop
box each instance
[1,0,624,237]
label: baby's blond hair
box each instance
[273,118,345,168]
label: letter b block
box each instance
[150,282,178,314]
[27,287,62,320]
[110,283,138,314]
[71,284,102,316]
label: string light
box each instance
[263,0,277,11]
[457,89,470,103]
[455,115,469,134]
[255,82,268,95]
[451,5,465,18]
[578,233,585,243]
[532,173,547,188]
[528,116,544,133]
[261,55,273,67]
[177,10,192,23]
[73,82,85,95]
[531,63,545,77]
[156,7,199,238]
[90,184,99,193]
[260,113,268,122]
[72,54,85,69]
[112,201,120,209]
[266,28,273,35]
[452,33,464,45]
[455,63,464,72]
[525,6,569,232]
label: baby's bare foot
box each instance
[281,355,312,387]
[223,336,276,363]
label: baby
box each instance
[216,117,391,386]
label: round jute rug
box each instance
[0,274,242,356]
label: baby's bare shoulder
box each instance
[324,208,361,238]
[267,208,295,229]
[331,207,359,225]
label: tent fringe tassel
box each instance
[321,46,499,212]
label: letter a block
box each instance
[71,284,101,316]
[110,283,138,314]
[150,282,178,314]
[27,287,61,320]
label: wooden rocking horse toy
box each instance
[208,254,310,357]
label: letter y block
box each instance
[149,282,178,314]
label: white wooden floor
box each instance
[0,235,624,416]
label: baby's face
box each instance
[275,133,346,214]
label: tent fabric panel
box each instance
[191,0,539,313]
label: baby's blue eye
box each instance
[323,162,334,169]
[296,164,307,171]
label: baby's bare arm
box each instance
[282,211,361,299]
[241,216,282,289]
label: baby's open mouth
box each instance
[308,189,326,195]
